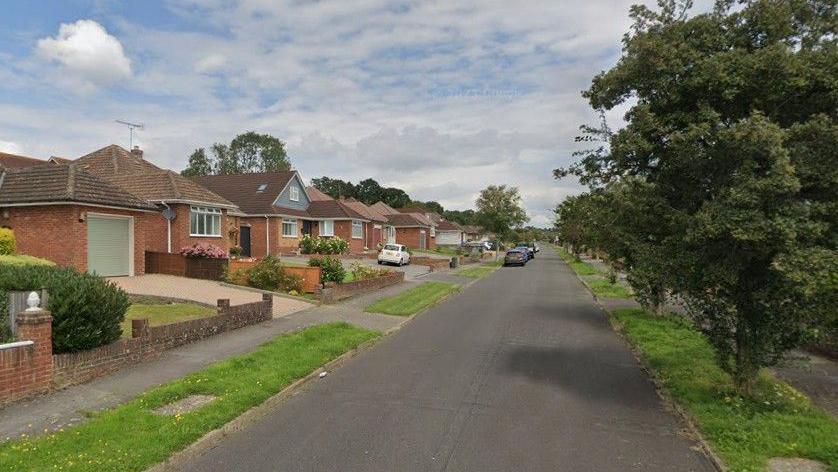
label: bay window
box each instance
[190,206,221,237]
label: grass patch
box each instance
[120,303,217,338]
[583,277,633,299]
[365,282,461,316]
[0,254,55,266]
[610,308,838,471]
[554,246,600,275]
[0,323,377,472]
[456,266,496,278]
[342,271,356,283]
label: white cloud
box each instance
[195,54,226,74]
[0,140,23,155]
[36,20,131,89]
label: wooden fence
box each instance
[228,259,321,293]
[145,252,227,281]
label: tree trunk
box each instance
[733,322,758,395]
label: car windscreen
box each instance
[383,245,400,251]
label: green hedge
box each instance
[308,256,346,283]
[0,265,129,353]
[0,228,14,255]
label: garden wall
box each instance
[145,252,227,281]
[228,259,322,293]
[317,271,404,303]
[410,256,452,271]
[0,295,272,406]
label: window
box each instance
[320,220,334,237]
[289,185,300,202]
[190,206,221,237]
[282,218,297,237]
[352,220,363,239]
[257,184,268,193]
[430,226,436,237]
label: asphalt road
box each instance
[180,247,714,472]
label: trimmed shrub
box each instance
[0,228,15,255]
[349,262,390,281]
[0,265,129,353]
[308,256,346,283]
[246,256,304,293]
[299,235,349,255]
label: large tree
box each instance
[181,132,291,176]
[558,0,837,393]
[475,185,528,243]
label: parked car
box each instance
[515,242,535,259]
[462,241,491,252]
[378,244,411,266]
[504,248,529,266]
[533,242,540,253]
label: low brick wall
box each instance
[317,271,404,304]
[229,259,322,293]
[410,256,452,271]
[1,295,272,405]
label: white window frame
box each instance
[281,218,298,238]
[320,220,335,237]
[430,226,436,237]
[190,206,222,237]
[289,186,300,202]
[351,220,363,239]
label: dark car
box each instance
[515,243,535,259]
[504,248,529,266]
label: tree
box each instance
[355,178,384,204]
[311,177,357,199]
[443,209,477,226]
[380,187,411,208]
[557,0,837,393]
[182,132,291,176]
[421,201,445,214]
[181,148,213,177]
[475,185,528,244]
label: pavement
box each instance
[110,274,312,317]
[0,279,424,442]
[178,247,714,472]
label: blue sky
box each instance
[0,0,671,226]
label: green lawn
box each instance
[554,246,601,275]
[583,276,633,299]
[121,302,217,338]
[365,282,461,316]
[456,265,496,278]
[0,254,55,266]
[0,323,377,472]
[610,308,838,471]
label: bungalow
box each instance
[339,198,393,249]
[435,219,464,247]
[191,172,371,257]
[0,163,158,276]
[462,225,488,242]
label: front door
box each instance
[419,230,427,250]
[302,220,313,236]
[239,226,251,257]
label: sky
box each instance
[0,0,684,227]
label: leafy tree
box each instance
[181,148,213,177]
[311,177,357,200]
[421,201,445,214]
[557,0,838,393]
[380,187,411,208]
[182,132,291,175]
[355,178,384,204]
[443,209,477,226]
[475,185,528,243]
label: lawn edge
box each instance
[146,331,382,472]
[218,281,321,305]
[556,252,726,472]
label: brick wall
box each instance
[170,204,234,254]
[1,204,151,275]
[317,271,404,303]
[0,296,272,405]
[410,256,452,271]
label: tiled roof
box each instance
[341,199,389,223]
[191,171,299,215]
[370,201,400,216]
[387,213,432,227]
[0,164,156,210]
[305,186,333,201]
[308,200,367,220]
[74,145,235,208]
[0,151,47,169]
[461,225,483,234]
[437,219,462,231]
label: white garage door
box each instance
[87,215,132,276]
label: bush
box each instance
[308,256,346,283]
[180,243,227,259]
[0,255,55,267]
[349,262,390,281]
[0,265,129,353]
[0,228,15,255]
[228,246,242,257]
[245,256,303,293]
[299,235,349,255]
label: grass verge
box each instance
[365,282,461,316]
[457,265,495,279]
[610,308,838,471]
[583,277,633,299]
[0,323,378,472]
[121,302,217,339]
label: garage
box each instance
[87,214,133,276]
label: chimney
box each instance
[131,145,143,160]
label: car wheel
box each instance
[377,260,382,265]
[399,258,404,266]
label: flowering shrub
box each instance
[299,235,349,255]
[308,256,346,283]
[349,262,391,281]
[0,228,15,255]
[180,243,227,259]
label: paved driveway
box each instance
[282,256,432,281]
[179,247,713,472]
[110,274,312,318]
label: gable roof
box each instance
[305,186,333,201]
[191,171,305,216]
[461,225,484,234]
[0,151,47,170]
[341,199,389,223]
[437,219,462,231]
[387,213,433,228]
[370,201,400,216]
[0,164,156,210]
[307,199,367,220]
[74,145,235,208]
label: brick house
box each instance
[192,172,372,257]
[0,163,158,276]
[369,202,437,250]
[435,219,464,247]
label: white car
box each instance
[378,244,411,266]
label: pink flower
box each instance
[180,243,227,259]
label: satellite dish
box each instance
[162,207,176,221]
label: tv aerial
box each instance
[115,120,144,149]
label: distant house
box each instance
[462,225,487,242]
[340,198,393,249]
[435,219,464,247]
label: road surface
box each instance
[180,247,713,471]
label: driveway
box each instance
[110,274,312,318]
[282,256,432,281]
[179,248,713,471]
